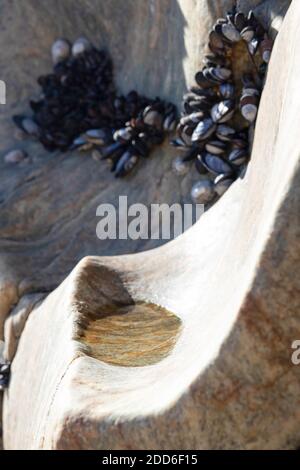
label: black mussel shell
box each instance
[69,136,89,150]
[182,146,200,162]
[192,118,216,143]
[234,12,247,32]
[205,139,227,155]
[189,87,216,98]
[195,154,208,175]
[240,26,255,42]
[170,137,187,150]
[211,100,235,124]
[107,148,125,171]
[209,30,225,50]
[203,53,227,67]
[163,112,177,132]
[195,71,215,89]
[203,67,221,85]
[200,153,233,176]
[13,115,40,136]
[219,83,235,99]
[214,173,235,196]
[131,136,149,157]
[114,150,139,177]
[228,148,249,166]
[101,141,126,159]
[113,126,133,142]
[143,107,164,129]
[180,112,205,126]
[86,128,112,145]
[248,37,260,56]
[216,124,236,142]
[221,22,241,43]
[180,124,196,146]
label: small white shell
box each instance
[262,50,271,63]
[191,180,215,204]
[51,39,71,64]
[72,37,92,57]
[241,103,258,122]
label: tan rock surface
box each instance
[0,0,292,324]
[1,0,299,450]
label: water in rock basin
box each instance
[79,302,182,367]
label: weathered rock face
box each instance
[0,0,292,326]
[1,0,299,450]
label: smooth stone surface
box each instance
[4,294,44,362]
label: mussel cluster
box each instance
[13,37,177,177]
[172,8,273,204]
[0,362,10,391]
